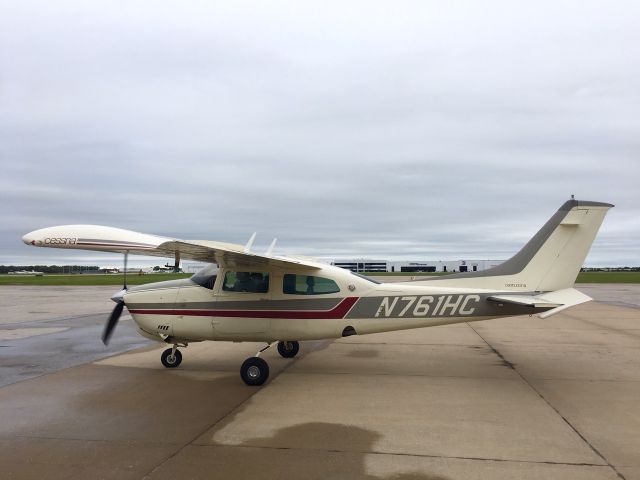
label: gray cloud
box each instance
[1,1,639,267]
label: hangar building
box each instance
[186,259,505,275]
[331,259,504,273]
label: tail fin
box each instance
[413,199,613,292]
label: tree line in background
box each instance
[2,265,639,275]
[581,267,640,272]
[0,265,99,274]
[0,265,180,274]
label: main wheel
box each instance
[161,348,182,368]
[277,340,300,358]
[240,357,270,386]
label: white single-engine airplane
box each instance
[22,199,612,385]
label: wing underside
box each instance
[156,240,316,269]
[22,225,319,270]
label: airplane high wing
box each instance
[21,225,319,270]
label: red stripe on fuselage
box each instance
[128,296,359,319]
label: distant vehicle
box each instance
[8,270,44,276]
[22,199,613,386]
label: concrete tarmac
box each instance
[0,285,639,479]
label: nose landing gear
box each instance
[160,344,184,368]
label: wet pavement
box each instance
[0,285,639,479]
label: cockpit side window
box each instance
[223,271,270,293]
[190,264,219,290]
[282,274,340,295]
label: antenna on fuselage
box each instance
[266,238,277,257]
[244,232,257,253]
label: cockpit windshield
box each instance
[190,264,219,290]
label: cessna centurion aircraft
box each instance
[22,199,612,385]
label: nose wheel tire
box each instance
[277,340,300,358]
[240,357,270,386]
[161,348,182,368]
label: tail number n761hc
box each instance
[374,294,481,318]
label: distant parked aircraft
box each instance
[8,270,44,276]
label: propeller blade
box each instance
[102,300,124,345]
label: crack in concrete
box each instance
[467,322,627,480]
[282,370,518,380]
[185,442,616,468]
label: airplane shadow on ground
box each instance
[221,422,450,480]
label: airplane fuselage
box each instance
[126,264,547,344]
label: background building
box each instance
[331,259,504,273]
[183,260,505,274]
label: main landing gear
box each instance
[239,341,300,386]
[277,340,300,358]
[240,356,270,386]
[160,341,300,386]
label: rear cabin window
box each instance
[283,274,340,295]
[222,271,269,293]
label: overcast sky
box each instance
[1,1,638,267]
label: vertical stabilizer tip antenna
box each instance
[244,232,257,253]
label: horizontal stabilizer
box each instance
[536,288,592,318]
[488,288,592,318]
[487,294,562,308]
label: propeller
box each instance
[103,299,124,345]
[102,251,129,345]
